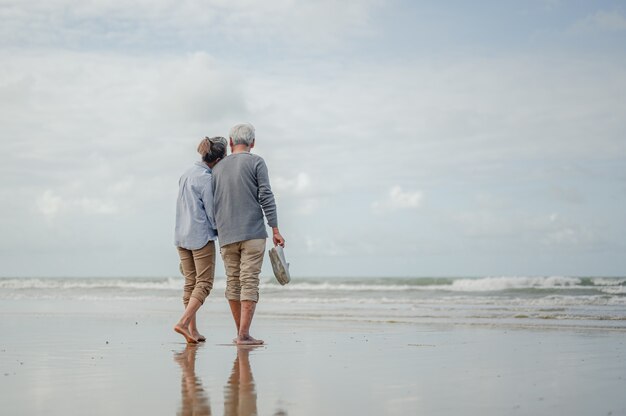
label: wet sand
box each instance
[0,298,625,415]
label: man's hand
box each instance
[272,227,285,247]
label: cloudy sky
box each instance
[1,0,625,278]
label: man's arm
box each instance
[271,227,285,247]
[257,159,285,246]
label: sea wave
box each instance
[260,276,626,293]
[447,276,583,292]
[1,276,625,294]
[591,278,626,286]
[0,277,184,290]
[263,282,417,291]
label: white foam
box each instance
[598,286,626,295]
[262,276,624,293]
[260,296,417,304]
[259,282,415,291]
[1,276,624,295]
[593,277,626,286]
[447,276,582,292]
[0,277,185,290]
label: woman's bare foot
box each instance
[236,335,264,345]
[191,330,206,342]
[188,319,205,342]
[174,323,198,344]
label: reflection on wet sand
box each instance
[175,345,286,416]
[224,346,258,416]
[175,344,211,416]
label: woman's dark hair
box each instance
[198,136,227,164]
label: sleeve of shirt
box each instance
[201,176,217,232]
[256,158,278,228]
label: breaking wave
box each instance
[0,276,624,294]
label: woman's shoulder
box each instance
[187,163,212,183]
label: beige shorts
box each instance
[177,240,216,305]
[220,239,266,302]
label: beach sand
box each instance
[1,298,625,415]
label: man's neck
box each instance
[231,144,251,154]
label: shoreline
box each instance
[1,296,625,332]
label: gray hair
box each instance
[198,136,227,163]
[229,123,255,146]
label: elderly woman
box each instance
[173,136,227,343]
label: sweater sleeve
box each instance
[256,158,278,228]
[200,176,216,232]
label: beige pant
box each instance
[221,239,266,302]
[177,240,216,305]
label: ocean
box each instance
[1,276,624,329]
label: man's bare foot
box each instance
[236,335,264,345]
[174,324,198,344]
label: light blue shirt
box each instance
[174,161,217,250]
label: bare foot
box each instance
[189,323,205,342]
[236,335,264,345]
[192,331,206,342]
[174,324,198,344]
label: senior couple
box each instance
[173,122,285,345]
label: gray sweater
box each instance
[212,152,278,247]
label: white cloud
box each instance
[274,172,310,194]
[294,198,320,216]
[273,172,328,215]
[3,48,625,276]
[304,235,345,256]
[0,50,246,146]
[155,53,248,124]
[388,186,422,209]
[1,1,626,276]
[451,210,603,250]
[37,190,64,220]
[0,49,247,230]
[243,54,626,194]
[36,189,119,220]
[540,213,598,247]
[371,186,422,214]
[0,0,382,51]
[452,211,516,239]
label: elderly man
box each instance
[213,123,285,345]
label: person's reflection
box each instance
[175,344,211,416]
[175,344,287,416]
[224,346,260,416]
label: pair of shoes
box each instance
[269,245,290,285]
